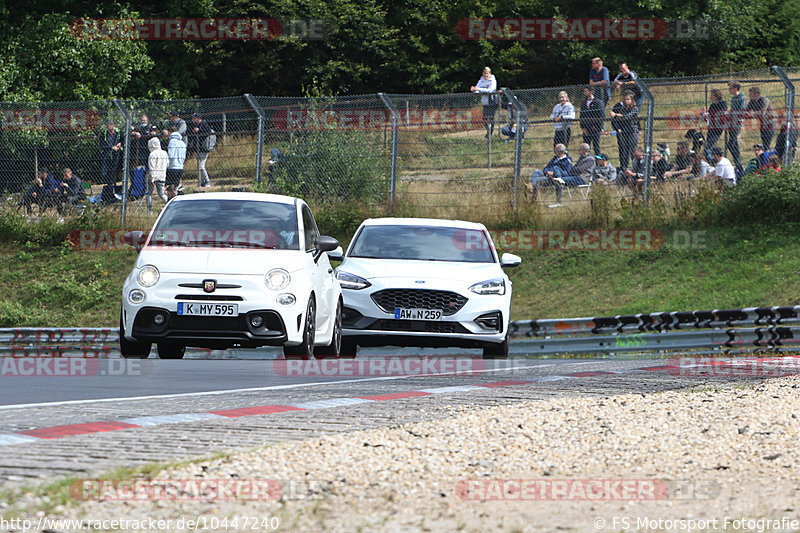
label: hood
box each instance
[137,247,308,275]
[339,257,501,283]
[169,131,182,141]
[148,137,162,152]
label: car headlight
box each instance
[336,270,371,290]
[137,265,159,288]
[265,268,291,290]
[469,278,506,295]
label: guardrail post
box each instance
[244,94,264,184]
[112,99,132,226]
[378,93,400,208]
[502,88,528,209]
[635,78,655,203]
[771,66,796,168]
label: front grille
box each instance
[371,289,468,316]
[370,320,472,334]
[174,294,244,301]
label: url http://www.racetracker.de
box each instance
[0,515,281,532]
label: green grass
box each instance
[0,223,798,327]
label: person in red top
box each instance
[756,154,782,176]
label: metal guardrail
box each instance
[1,306,799,358]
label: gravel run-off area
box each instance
[13,376,800,532]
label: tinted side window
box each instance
[301,205,319,252]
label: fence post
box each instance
[635,78,655,203]
[771,66,796,168]
[244,94,264,184]
[112,99,131,226]
[502,88,528,209]
[378,93,400,208]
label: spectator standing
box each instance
[190,113,213,187]
[147,137,169,210]
[163,110,188,143]
[580,86,605,155]
[98,120,123,203]
[550,91,575,149]
[702,89,727,149]
[471,67,498,138]
[528,143,574,202]
[613,63,643,111]
[726,81,746,174]
[775,112,797,163]
[589,57,611,105]
[131,114,159,168]
[745,86,777,150]
[166,125,187,199]
[591,153,617,185]
[609,91,639,172]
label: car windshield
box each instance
[150,199,300,250]
[349,225,495,262]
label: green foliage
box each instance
[715,168,800,224]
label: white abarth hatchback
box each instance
[120,192,342,359]
[331,218,521,358]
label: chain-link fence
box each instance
[0,67,797,226]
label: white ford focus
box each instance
[120,192,342,359]
[331,218,521,358]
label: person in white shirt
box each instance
[551,91,576,151]
[706,147,736,186]
[471,67,498,138]
[146,137,168,210]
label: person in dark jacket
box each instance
[190,112,213,187]
[98,120,123,203]
[579,85,605,155]
[609,91,639,172]
[702,89,727,149]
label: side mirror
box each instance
[123,231,147,252]
[500,252,521,268]
[327,246,344,261]
[313,235,339,263]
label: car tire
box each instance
[482,333,509,359]
[119,313,151,359]
[157,342,186,359]
[284,297,316,360]
[316,300,342,359]
[340,339,358,358]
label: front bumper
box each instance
[341,285,509,348]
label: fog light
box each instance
[277,293,296,306]
[128,290,145,304]
[153,313,166,325]
[250,315,264,328]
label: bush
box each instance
[715,167,800,224]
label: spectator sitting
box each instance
[689,151,714,180]
[500,98,518,143]
[756,154,782,176]
[591,153,617,185]
[528,143,574,202]
[572,143,596,183]
[651,150,669,181]
[657,142,670,164]
[705,147,736,187]
[745,143,776,174]
[57,167,85,213]
[19,168,60,215]
[775,113,798,162]
[621,146,646,192]
[664,141,692,180]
